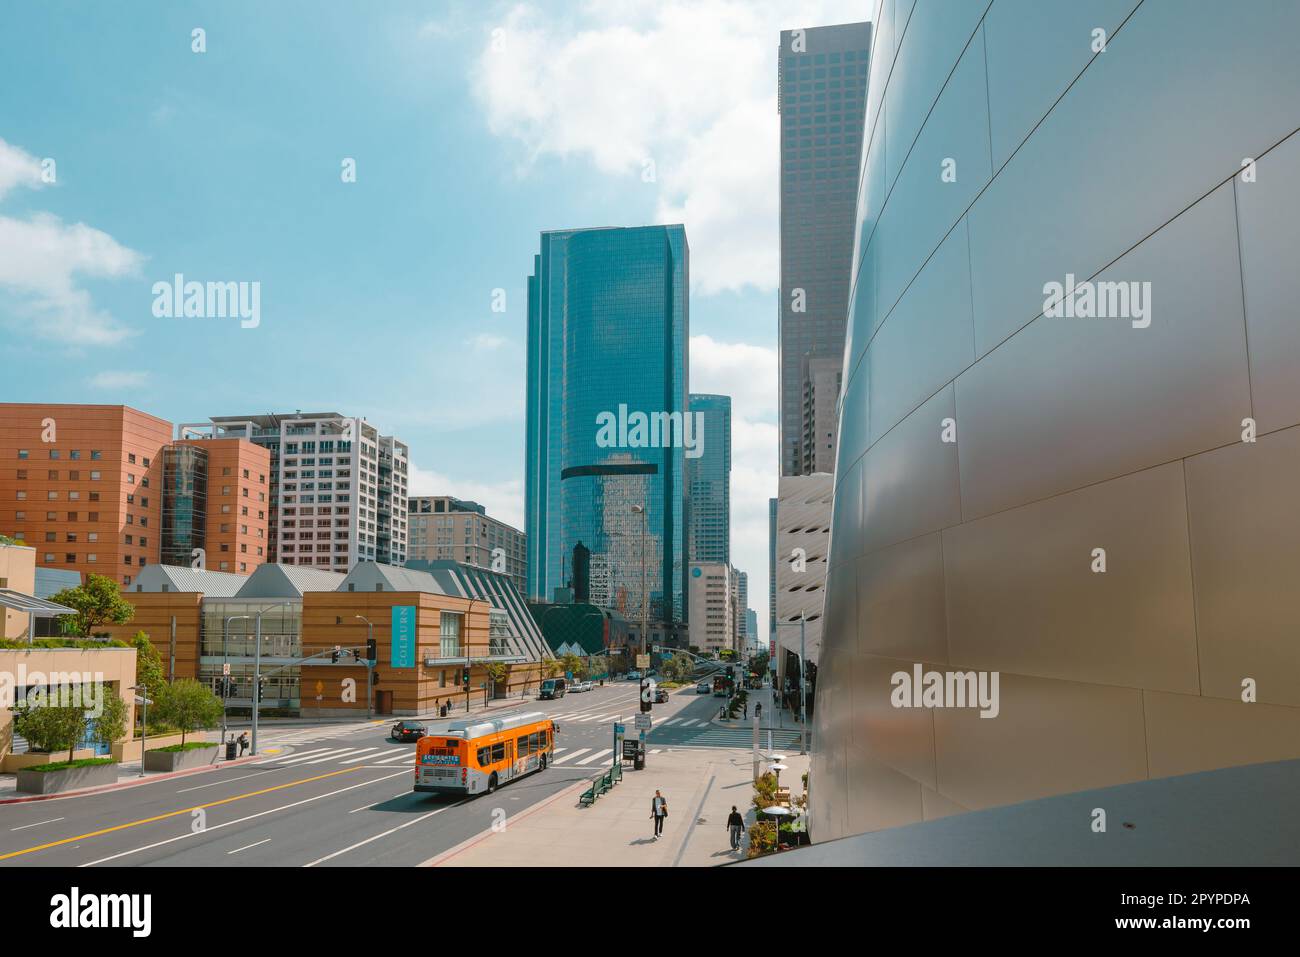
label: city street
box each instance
[0,682,799,868]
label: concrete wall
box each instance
[814,0,1300,842]
[0,646,137,766]
[0,542,37,639]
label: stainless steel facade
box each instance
[813,0,1300,842]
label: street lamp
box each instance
[774,614,810,755]
[630,505,648,656]
[355,615,374,720]
[130,684,152,778]
[250,601,295,756]
[221,613,253,747]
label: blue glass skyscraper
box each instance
[526,225,690,629]
[688,393,731,564]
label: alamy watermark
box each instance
[152,274,261,328]
[890,664,1000,719]
[1042,273,1151,329]
[595,404,704,459]
[0,666,107,716]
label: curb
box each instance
[420,775,593,867]
[0,753,268,805]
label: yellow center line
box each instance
[0,766,362,862]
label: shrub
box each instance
[747,821,777,858]
[30,757,117,773]
[150,742,219,753]
[152,678,223,746]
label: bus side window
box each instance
[491,742,505,763]
[538,730,548,749]
[528,732,539,753]
[477,747,489,766]
[517,734,529,756]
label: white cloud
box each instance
[468,332,509,350]
[409,462,525,531]
[471,0,865,294]
[89,370,149,389]
[689,333,777,418]
[0,138,144,346]
[0,138,46,200]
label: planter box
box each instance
[143,744,220,773]
[16,761,120,795]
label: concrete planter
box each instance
[143,744,220,773]
[16,760,120,795]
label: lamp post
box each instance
[630,505,648,656]
[250,601,295,756]
[221,613,253,747]
[355,615,374,720]
[130,685,152,778]
[774,614,810,755]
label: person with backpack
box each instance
[727,805,745,850]
[650,790,669,840]
[237,731,250,756]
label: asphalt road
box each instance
[0,682,800,867]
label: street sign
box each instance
[634,713,651,731]
[636,654,650,669]
[614,723,625,735]
[222,662,231,676]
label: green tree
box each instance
[130,631,165,694]
[560,652,583,678]
[48,574,134,638]
[542,658,563,678]
[153,679,223,746]
[14,686,89,763]
[485,661,508,696]
[94,687,128,749]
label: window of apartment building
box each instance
[16,470,26,480]
[68,491,79,501]
[90,471,100,480]
[44,553,54,562]
[87,553,96,563]
[242,469,249,479]
[126,514,133,525]
[240,507,247,516]
[17,449,29,459]
[128,453,136,464]
[124,555,132,565]
[15,491,25,500]
[89,492,99,501]
[69,450,80,460]
[45,532,55,543]
[45,511,54,520]
[123,575,131,585]
[90,450,101,460]
[14,511,24,521]
[88,512,97,521]
[219,562,229,571]
[140,497,148,507]
[65,553,75,564]
[127,495,134,505]
[139,517,147,527]
[66,533,77,542]
[69,470,79,480]
[221,505,231,513]
[88,533,97,542]
[47,470,58,480]
[66,511,76,521]
[439,612,462,658]
[125,535,133,544]
[143,457,150,467]
[48,450,60,460]
[47,491,57,500]
[139,537,147,547]
[127,474,136,484]
[140,478,149,488]
[222,467,231,476]
[242,487,248,497]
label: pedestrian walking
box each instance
[755,702,762,721]
[237,731,250,756]
[650,789,668,839]
[727,806,745,850]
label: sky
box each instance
[0,0,866,642]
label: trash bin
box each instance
[225,739,237,761]
[634,750,645,771]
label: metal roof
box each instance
[0,589,76,617]
[404,560,552,663]
[444,710,548,738]
[132,564,249,597]
[233,563,346,599]
[33,567,81,599]
[337,562,447,595]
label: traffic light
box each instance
[366,637,377,663]
[462,666,470,685]
[640,678,652,713]
[255,677,265,703]
[372,670,380,687]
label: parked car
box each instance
[626,670,642,681]
[539,677,567,699]
[569,680,593,693]
[390,720,427,742]
[696,681,712,694]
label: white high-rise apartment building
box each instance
[689,562,734,656]
[180,412,408,573]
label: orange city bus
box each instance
[414,711,556,797]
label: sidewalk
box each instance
[425,746,811,867]
[711,685,808,734]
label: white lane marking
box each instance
[552,748,568,755]
[662,719,682,726]
[296,747,380,766]
[248,747,334,766]
[651,749,662,754]
[576,750,613,765]
[227,839,271,855]
[677,720,699,728]
[10,817,64,832]
[176,770,276,793]
[552,748,591,764]
[270,747,358,766]
[304,800,468,867]
[80,769,412,867]
[369,750,416,765]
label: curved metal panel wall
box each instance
[814,0,1300,842]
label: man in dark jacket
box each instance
[727,806,745,850]
[650,790,668,839]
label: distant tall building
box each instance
[180,412,409,572]
[525,225,690,637]
[688,562,733,656]
[778,21,871,477]
[687,394,731,564]
[768,497,778,651]
[735,568,749,651]
[407,495,526,594]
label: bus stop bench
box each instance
[580,769,617,807]
[580,784,597,807]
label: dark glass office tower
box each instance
[778,21,871,476]
[687,393,731,564]
[526,225,690,629]
[161,444,208,567]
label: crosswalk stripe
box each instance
[272,747,357,765]
[370,750,416,765]
[552,748,591,764]
[678,719,699,727]
[576,750,612,765]
[295,747,377,766]
[337,748,385,764]
[249,746,333,765]
[662,718,682,726]
[553,748,569,755]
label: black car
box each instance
[390,720,427,742]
